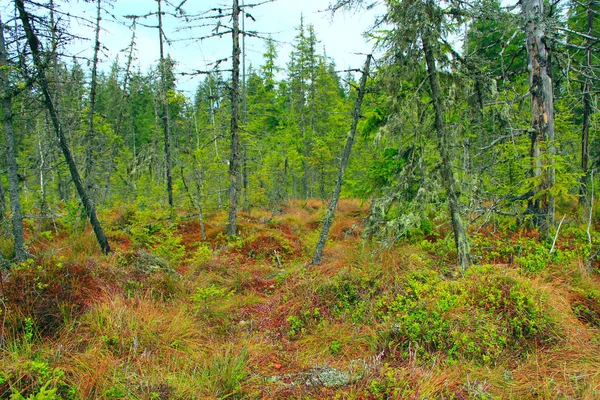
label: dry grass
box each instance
[3,198,600,398]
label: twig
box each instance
[586,170,596,269]
[549,214,566,255]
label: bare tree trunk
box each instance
[312,55,371,266]
[36,122,49,225]
[16,0,111,255]
[423,35,471,270]
[0,177,6,224]
[0,15,27,261]
[523,0,555,236]
[157,0,174,208]
[580,0,593,204]
[228,0,241,236]
[84,0,102,200]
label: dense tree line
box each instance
[0,0,598,268]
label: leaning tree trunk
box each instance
[0,15,28,261]
[312,55,371,266]
[16,0,111,255]
[523,0,555,237]
[423,34,472,270]
[228,0,241,236]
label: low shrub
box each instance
[571,286,600,327]
[376,265,558,364]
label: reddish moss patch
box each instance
[2,259,100,336]
[240,232,301,261]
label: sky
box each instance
[58,0,385,94]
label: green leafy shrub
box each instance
[0,360,74,399]
[513,238,550,273]
[376,266,557,364]
[571,286,600,327]
[286,308,323,338]
[317,272,379,324]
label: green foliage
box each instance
[572,286,600,327]
[329,340,342,355]
[0,360,74,400]
[286,315,305,337]
[317,272,379,324]
[127,204,185,266]
[191,284,233,312]
[286,308,323,338]
[375,266,557,364]
[201,347,248,399]
[189,243,213,266]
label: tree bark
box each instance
[580,0,593,203]
[523,0,555,236]
[228,0,241,236]
[157,0,174,208]
[16,0,111,255]
[423,34,472,270]
[0,15,28,261]
[312,55,371,266]
[84,0,102,199]
[0,177,5,224]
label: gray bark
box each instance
[523,0,555,236]
[84,0,102,199]
[0,15,28,261]
[157,0,174,208]
[228,0,241,236]
[0,175,5,222]
[580,0,593,203]
[312,55,371,266]
[16,0,111,255]
[423,34,472,270]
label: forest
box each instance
[1,0,600,398]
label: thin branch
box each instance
[549,214,566,254]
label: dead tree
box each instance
[83,0,103,200]
[228,0,241,236]
[523,0,556,236]
[157,0,174,208]
[16,0,111,254]
[312,55,371,266]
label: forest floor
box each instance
[2,198,600,399]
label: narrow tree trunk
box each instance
[423,35,471,270]
[580,0,593,203]
[228,0,241,236]
[16,0,111,254]
[157,0,174,208]
[0,15,28,261]
[523,0,555,236]
[36,124,49,225]
[0,177,6,224]
[84,0,102,198]
[312,55,371,266]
